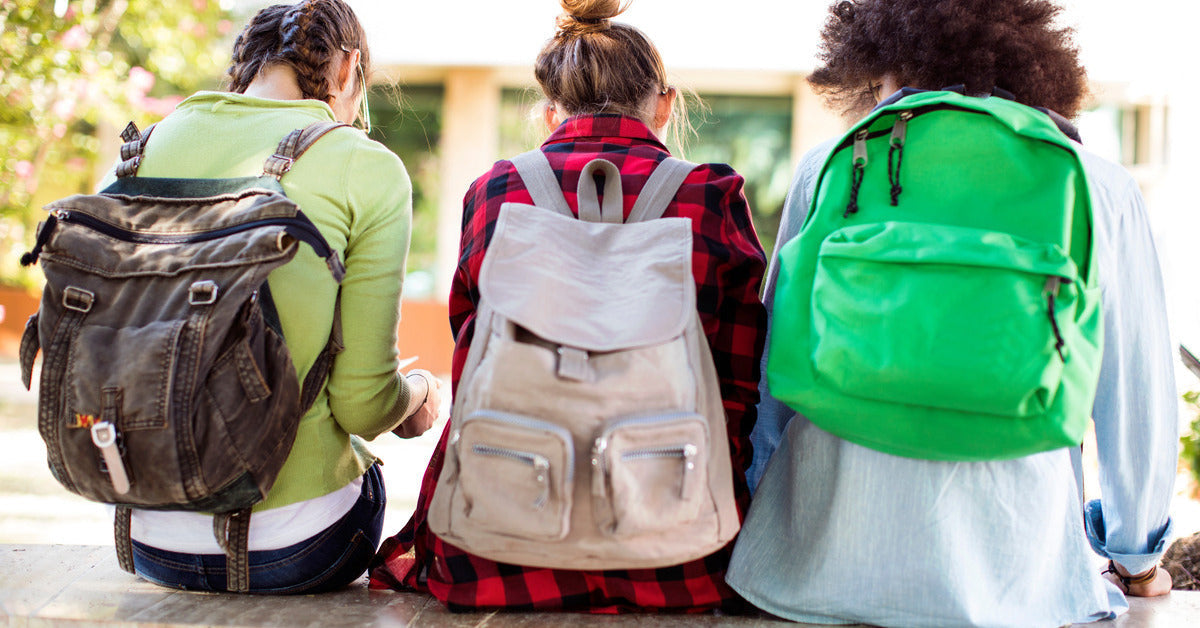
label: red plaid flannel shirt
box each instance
[370,114,767,613]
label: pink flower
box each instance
[127,67,155,95]
[60,25,88,50]
[217,20,233,35]
[192,0,207,11]
[14,161,34,181]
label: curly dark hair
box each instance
[809,0,1088,118]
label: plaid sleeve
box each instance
[680,165,768,512]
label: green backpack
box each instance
[766,90,1103,461]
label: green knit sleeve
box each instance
[324,137,414,439]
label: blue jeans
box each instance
[131,464,385,594]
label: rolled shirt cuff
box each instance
[1084,498,1173,576]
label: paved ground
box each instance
[4,544,1200,627]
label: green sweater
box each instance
[113,92,414,510]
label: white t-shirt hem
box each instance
[127,477,363,554]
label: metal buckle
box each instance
[188,280,219,305]
[266,154,294,177]
[62,286,95,313]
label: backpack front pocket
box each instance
[811,221,1079,418]
[592,412,710,537]
[452,410,574,541]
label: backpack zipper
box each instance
[470,444,552,510]
[592,412,704,499]
[459,410,575,481]
[22,209,345,281]
[1044,276,1069,361]
[620,443,699,498]
[832,103,1082,220]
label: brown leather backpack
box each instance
[19,121,347,591]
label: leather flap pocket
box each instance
[68,320,185,431]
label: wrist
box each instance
[403,371,431,418]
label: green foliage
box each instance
[366,84,444,278]
[683,94,794,258]
[1182,391,1200,488]
[0,0,234,287]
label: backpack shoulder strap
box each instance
[508,149,574,218]
[263,121,351,179]
[626,157,698,223]
[114,121,158,179]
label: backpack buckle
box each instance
[263,154,295,179]
[189,280,219,305]
[62,287,95,313]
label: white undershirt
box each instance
[128,477,362,554]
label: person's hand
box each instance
[1104,561,1172,597]
[392,369,443,439]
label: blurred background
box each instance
[2,0,1198,550]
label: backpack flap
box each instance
[479,204,694,353]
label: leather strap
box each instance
[576,158,624,224]
[508,150,574,218]
[626,157,697,223]
[263,121,350,179]
[114,122,158,179]
[114,506,135,574]
[300,295,344,413]
[214,508,252,592]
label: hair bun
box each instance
[556,0,627,36]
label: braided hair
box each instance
[227,0,369,104]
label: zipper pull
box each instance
[20,211,65,267]
[844,128,869,218]
[888,111,912,206]
[1044,277,1067,361]
[591,436,609,498]
[680,443,698,499]
[531,455,550,510]
[91,421,131,494]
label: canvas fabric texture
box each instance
[765,90,1103,461]
[19,121,348,591]
[426,150,739,569]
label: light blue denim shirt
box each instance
[727,115,1177,627]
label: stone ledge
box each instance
[3,545,1198,627]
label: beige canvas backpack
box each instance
[428,150,739,569]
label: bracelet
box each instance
[1103,560,1158,593]
[404,371,431,416]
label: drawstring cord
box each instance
[844,128,869,218]
[887,111,912,206]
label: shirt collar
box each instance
[543,113,668,150]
